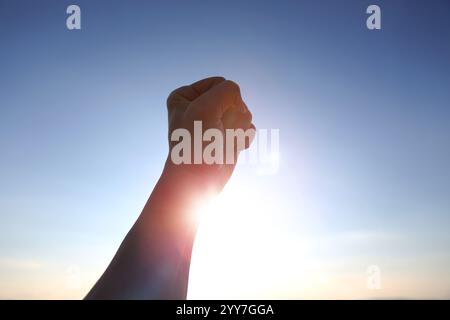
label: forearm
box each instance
[85,160,208,299]
[85,77,253,300]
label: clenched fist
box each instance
[164,76,256,192]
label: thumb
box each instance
[187,80,247,122]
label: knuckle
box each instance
[166,86,187,108]
[222,80,241,94]
[166,91,177,108]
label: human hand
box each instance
[164,76,255,192]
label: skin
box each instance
[85,77,255,299]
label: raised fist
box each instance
[165,77,255,192]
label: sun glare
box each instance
[187,182,310,299]
[187,180,378,299]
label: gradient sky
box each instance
[1,0,449,299]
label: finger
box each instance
[167,77,225,111]
[190,76,225,95]
[223,122,256,169]
[190,80,247,120]
[216,121,255,190]
[222,108,252,130]
[167,85,198,111]
[237,122,256,150]
[217,124,255,187]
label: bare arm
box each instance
[85,77,254,299]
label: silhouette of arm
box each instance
[85,77,254,299]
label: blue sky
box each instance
[0,0,449,298]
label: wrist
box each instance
[162,156,221,196]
